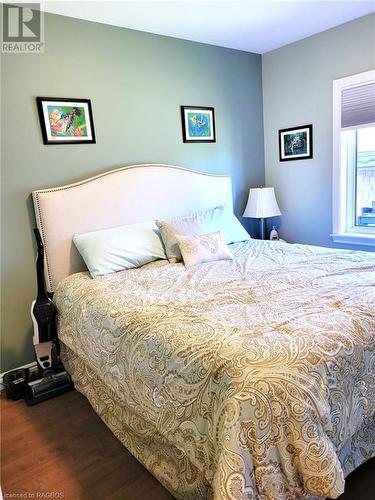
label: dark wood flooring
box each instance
[1,390,374,499]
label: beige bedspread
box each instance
[54,240,375,499]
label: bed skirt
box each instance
[61,343,375,500]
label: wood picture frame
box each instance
[180,106,216,143]
[36,97,96,145]
[279,124,313,161]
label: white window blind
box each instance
[341,82,375,128]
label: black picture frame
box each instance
[180,105,216,143]
[278,124,313,161]
[36,97,96,145]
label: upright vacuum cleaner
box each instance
[26,227,74,404]
[3,228,73,405]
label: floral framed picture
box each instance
[279,124,313,161]
[180,106,216,143]
[36,97,96,145]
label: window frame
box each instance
[332,70,375,247]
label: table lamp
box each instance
[243,187,281,240]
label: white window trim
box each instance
[331,69,375,247]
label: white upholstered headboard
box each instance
[32,164,233,292]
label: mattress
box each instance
[54,240,375,499]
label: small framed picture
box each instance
[279,124,313,161]
[180,106,216,143]
[36,97,96,145]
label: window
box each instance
[332,70,375,247]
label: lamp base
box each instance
[260,218,266,240]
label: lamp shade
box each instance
[243,187,281,218]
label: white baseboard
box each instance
[0,361,37,389]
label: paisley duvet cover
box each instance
[54,240,375,499]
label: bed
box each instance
[32,164,375,500]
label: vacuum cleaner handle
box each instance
[34,228,48,301]
[34,226,43,253]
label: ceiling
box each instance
[43,1,375,54]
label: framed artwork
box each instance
[180,106,216,143]
[36,97,96,145]
[279,124,313,161]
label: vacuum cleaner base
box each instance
[24,369,74,406]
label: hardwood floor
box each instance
[1,390,374,499]
[1,390,172,499]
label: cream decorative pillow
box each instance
[176,231,234,267]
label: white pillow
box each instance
[73,221,166,277]
[176,231,234,267]
[156,205,250,262]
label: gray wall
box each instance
[1,13,264,372]
[262,14,375,249]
